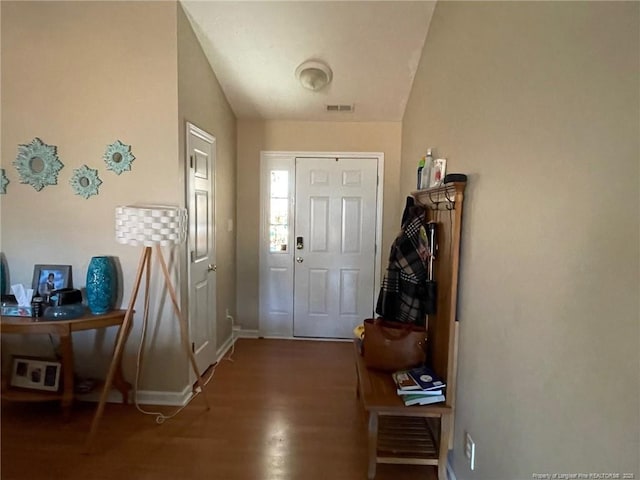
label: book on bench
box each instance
[393,366,446,391]
[401,393,446,406]
[392,365,446,405]
[406,365,446,391]
[396,388,443,396]
[391,370,422,390]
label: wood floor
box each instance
[1,338,437,480]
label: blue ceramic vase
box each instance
[86,256,117,314]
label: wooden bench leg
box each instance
[438,413,452,480]
[367,411,378,480]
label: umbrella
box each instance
[425,221,438,315]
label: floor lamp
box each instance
[85,205,210,451]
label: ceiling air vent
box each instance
[326,104,354,113]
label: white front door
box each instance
[186,122,216,373]
[293,157,378,338]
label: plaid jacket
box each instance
[375,206,430,325]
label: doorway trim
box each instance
[258,150,384,338]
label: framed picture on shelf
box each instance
[31,264,72,297]
[10,356,61,392]
[428,158,447,188]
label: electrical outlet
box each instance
[464,432,476,471]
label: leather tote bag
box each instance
[362,318,427,372]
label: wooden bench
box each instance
[354,341,452,480]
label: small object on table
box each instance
[43,303,87,320]
[31,296,45,318]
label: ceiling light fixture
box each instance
[295,60,333,91]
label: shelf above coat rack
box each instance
[411,181,466,211]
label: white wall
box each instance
[402,1,639,477]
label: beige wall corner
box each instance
[178,3,237,355]
[403,1,639,477]
[236,120,402,331]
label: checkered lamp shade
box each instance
[115,205,187,247]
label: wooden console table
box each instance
[0,309,131,418]
[354,341,452,480]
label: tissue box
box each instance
[1,306,33,317]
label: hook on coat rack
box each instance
[413,182,463,212]
[444,187,456,210]
[427,190,440,210]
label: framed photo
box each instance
[31,264,72,296]
[10,356,61,392]
[429,158,447,188]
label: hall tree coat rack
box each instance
[412,181,466,449]
[354,181,466,479]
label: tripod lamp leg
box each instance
[84,246,152,452]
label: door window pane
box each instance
[269,225,289,252]
[270,198,289,225]
[269,170,289,252]
[271,171,289,198]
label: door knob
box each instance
[208,264,217,272]
[296,257,304,263]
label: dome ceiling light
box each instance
[295,60,333,91]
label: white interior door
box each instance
[293,157,378,338]
[186,122,216,373]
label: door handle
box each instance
[208,264,217,272]
[296,257,304,263]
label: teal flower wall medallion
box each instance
[0,169,8,194]
[13,137,64,191]
[70,165,102,199]
[104,140,135,175]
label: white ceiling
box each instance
[180,1,435,122]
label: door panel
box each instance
[266,267,290,313]
[309,196,329,251]
[186,123,216,374]
[339,269,359,314]
[194,190,208,259]
[341,197,362,253]
[293,157,377,338]
[308,269,329,314]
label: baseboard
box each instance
[134,386,193,406]
[79,334,238,407]
[256,334,351,342]
[76,384,192,406]
[234,326,259,338]
[75,389,127,404]
[113,332,239,407]
[216,332,236,358]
